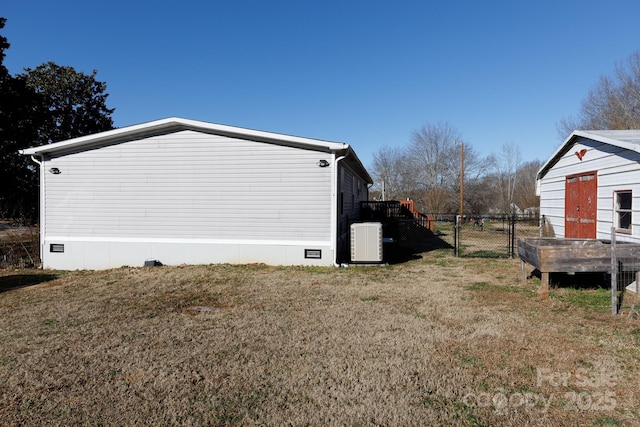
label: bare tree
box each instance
[465,176,493,214]
[368,122,490,214]
[462,149,492,214]
[559,50,640,137]
[370,146,413,201]
[406,122,463,212]
[513,159,543,214]
[487,142,521,213]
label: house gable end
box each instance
[20,117,349,157]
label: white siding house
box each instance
[20,118,372,269]
[537,130,640,242]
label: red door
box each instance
[565,172,597,238]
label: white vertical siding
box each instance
[539,136,640,242]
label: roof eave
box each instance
[536,131,578,181]
[536,129,640,182]
[19,117,349,156]
[344,146,373,184]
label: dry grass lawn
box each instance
[1,250,639,426]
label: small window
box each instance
[615,191,632,231]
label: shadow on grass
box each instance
[528,270,610,290]
[549,273,611,289]
[0,273,59,292]
[385,237,453,265]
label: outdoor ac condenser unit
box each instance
[350,222,383,263]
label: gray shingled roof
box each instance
[581,129,640,145]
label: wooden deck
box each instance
[518,237,640,299]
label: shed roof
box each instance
[537,129,640,181]
[20,117,373,183]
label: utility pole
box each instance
[458,141,464,224]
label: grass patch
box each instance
[595,416,622,426]
[550,287,611,312]
[0,256,639,425]
[461,250,509,258]
[465,282,491,291]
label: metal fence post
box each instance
[611,227,618,316]
[507,215,511,257]
[511,215,516,258]
[453,217,458,257]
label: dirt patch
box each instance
[0,255,639,425]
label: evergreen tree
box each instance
[0,17,115,222]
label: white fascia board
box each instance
[19,117,349,156]
[536,131,576,181]
[344,146,373,184]
[19,118,176,155]
[179,118,349,151]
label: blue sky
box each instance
[3,1,640,171]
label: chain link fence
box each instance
[429,214,541,258]
[610,228,640,316]
[0,226,40,269]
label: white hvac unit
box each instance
[350,222,383,263]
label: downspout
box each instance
[331,146,350,267]
[29,155,45,268]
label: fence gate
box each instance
[449,215,539,258]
